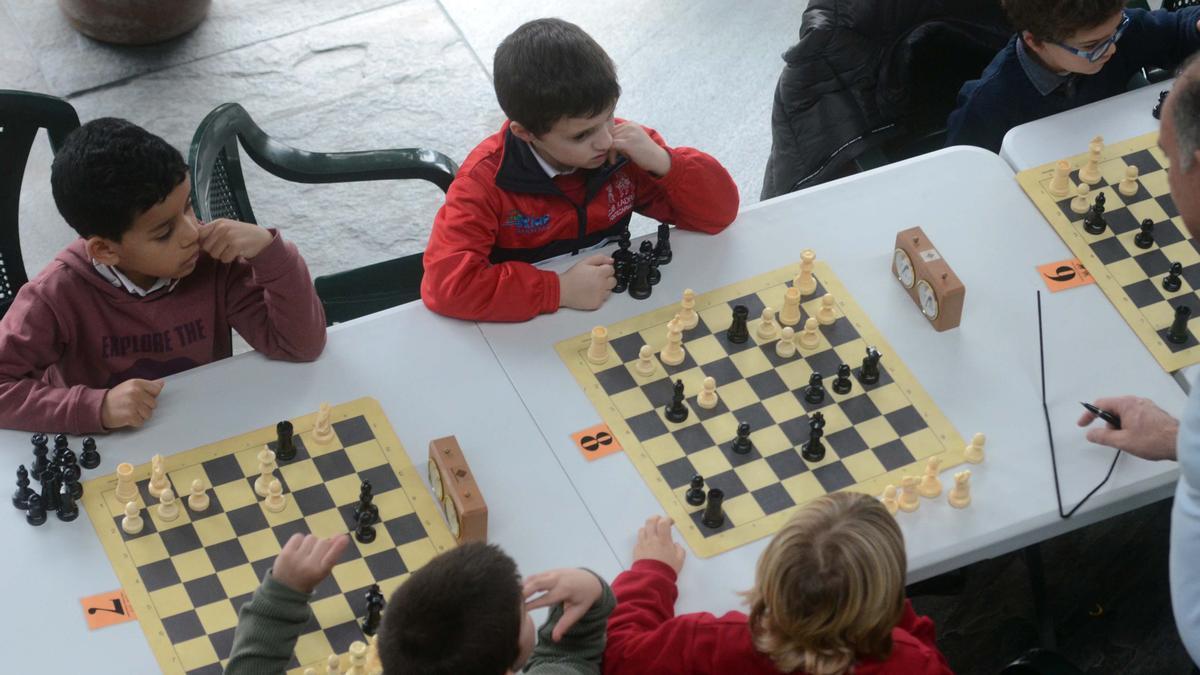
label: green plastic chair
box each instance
[0,90,80,319]
[187,103,457,325]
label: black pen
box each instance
[1081,402,1122,429]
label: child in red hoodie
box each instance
[420,18,739,322]
[0,118,326,434]
[605,493,952,675]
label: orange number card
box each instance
[571,423,623,461]
[81,589,137,630]
[1038,258,1095,292]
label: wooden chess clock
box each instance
[428,435,487,543]
[891,226,965,331]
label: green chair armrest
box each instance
[314,252,424,325]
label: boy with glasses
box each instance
[946,1,1200,153]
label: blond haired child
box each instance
[603,492,951,675]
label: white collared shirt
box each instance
[529,143,577,178]
[91,261,179,297]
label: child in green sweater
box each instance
[225,533,614,674]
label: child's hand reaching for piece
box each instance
[558,254,616,310]
[523,568,604,642]
[633,515,686,574]
[608,121,671,177]
[271,533,350,594]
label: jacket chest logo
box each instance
[502,209,551,235]
[607,173,635,221]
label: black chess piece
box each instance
[805,371,826,404]
[1154,90,1168,119]
[860,347,882,385]
[1169,305,1191,344]
[612,259,630,294]
[61,450,82,500]
[654,222,673,266]
[727,305,750,344]
[1164,262,1184,293]
[648,256,662,286]
[685,475,706,506]
[31,434,49,481]
[12,465,33,510]
[665,380,690,423]
[1083,192,1107,235]
[53,433,68,453]
[613,229,634,265]
[355,510,377,544]
[80,437,101,470]
[361,583,386,636]
[731,422,754,455]
[25,493,46,527]
[1134,219,1156,249]
[275,421,296,462]
[39,466,60,512]
[832,364,852,395]
[56,480,79,522]
[701,488,725,528]
[802,412,827,462]
[354,481,380,526]
[629,252,653,300]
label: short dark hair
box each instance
[51,117,188,241]
[377,542,523,675]
[493,18,620,136]
[1000,0,1126,43]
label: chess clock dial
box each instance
[894,249,916,288]
[428,462,443,500]
[916,280,939,319]
[442,494,460,538]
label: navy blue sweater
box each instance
[946,8,1200,153]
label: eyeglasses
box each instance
[1054,13,1130,63]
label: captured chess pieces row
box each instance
[12,433,102,526]
[610,223,674,300]
[879,432,986,515]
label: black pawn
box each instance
[860,347,882,385]
[727,305,750,344]
[56,480,79,522]
[25,494,46,527]
[1164,262,1184,293]
[832,364,852,395]
[805,371,826,404]
[701,488,725,529]
[802,412,827,462]
[665,380,689,423]
[732,421,754,455]
[39,466,60,512]
[654,223,673,265]
[51,434,69,469]
[648,256,662,286]
[355,510,377,543]
[61,450,82,500]
[30,434,49,482]
[12,465,33,510]
[1083,192,1107,235]
[275,421,296,462]
[362,583,386,636]
[629,252,653,300]
[613,229,633,265]
[1154,90,1168,120]
[685,475,706,506]
[612,259,630,294]
[1134,219,1156,249]
[1169,305,1191,344]
[80,437,100,470]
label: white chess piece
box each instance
[775,327,797,358]
[660,325,686,366]
[1118,165,1139,197]
[918,457,943,498]
[696,376,719,409]
[1070,183,1091,215]
[756,307,779,340]
[898,476,920,512]
[779,287,802,326]
[587,326,610,365]
[948,470,972,509]
[635,345,658,376]
[264,479,287,513]
[1048,159,1071,198]
[796,249,817,296]
[1079,135,1103,184]
[121,500,144,534]
[115,462,137,503]
[678,289,699,330]
[797,318,821,350]
[880,485,898,516]
[347,641,368,675]
[816,293,837,325]
[964,432,986,464]
[187,479,210,512]
[254,449,277,498]
[313,402,335,446]
[148,454,169,498]
[326,653,341,675]
[157,487,180,522]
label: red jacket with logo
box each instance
[604,560,954,675]
[421,121,740,322]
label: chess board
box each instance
[557,262,966,557]
[80,398,455,675]
[1016,131,1200,372]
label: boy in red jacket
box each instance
[605,493,953,675]
[0,118,326,434]
[421,18,739,322]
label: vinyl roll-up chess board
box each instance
[557,261,966,557]
[80,397,455,675]
[1016,131,1200,372]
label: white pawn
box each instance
[678,289,699,330]
[121,500,144,535]
[148,454,169,498]
[757,307,779,340]
[880,485,898,516]
[696,376,719,409]
[157,487,180,522]
[304,669,318,675]
[795,249,817,296]
[115,462,138,503]
[635,345,658,377]
[898,476,920,513]
[918,457,943,498]
[775,327,797,358]
[779,287,802,326]
[1048,159,1071,198]
[816,293,837,325]
[1070,183,1091,215]
[797,318,821,350]
[264,479,287,513]
[187,479,210,512]
[586,326,611,365]
[660,325,686,366]
[964,432,986,463]
[327,653,341,675]
[254,449,277,498]
[313,402,335,446]
[1119,165,1139,197]
[948,470,972,509]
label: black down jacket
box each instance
[761,0,1011,199]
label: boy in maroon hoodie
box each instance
[605,493,952,675]
[0,118,326,434]
[421,18,740,322]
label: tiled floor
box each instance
[2,0,802,281]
